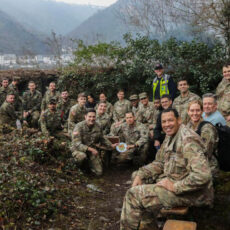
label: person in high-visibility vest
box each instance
[152,63,177,101]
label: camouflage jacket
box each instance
[173,91,201,124]
[0,87,9,106]
[68,104,87,135]
[57,98,76,122]
[187,120,219,176]
[113,99,132,122]
[216,78,230,119]
[71,120,112,152]
[110,121,148,147]
[136,102,156,127]
[0,101,17,127]
[40,109,62,136]
[22,90,42,112]
[95,101,113,118]
[41,90,60,111]
[8,83,22,110]
[136,124,213,206]
[96,112,111,135]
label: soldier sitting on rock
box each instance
[22,81,42,128]
[71,109,116,176]
[40,98,63,138]
[110,111,149,166]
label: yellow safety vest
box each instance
[152,75,170,101]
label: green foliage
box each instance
[60,35,226,100]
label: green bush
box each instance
[59,35,226,100]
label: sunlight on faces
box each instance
[161,111,181,136]
[117,91,124,100]
[188,102,202,123]
[85,111,96,126]
[78,96,86,106]
[125,112,135,125]
[154,99,161,109]
[6,94,15,104]
[178,80,189,94]
[2,80,9,88]
[28,82,36,92]
[97,103,107,115]
[49,82,56,91]
[140,97,148,106]
[203,97,217,116]
[160,98,172,110]
[223,65,230,80]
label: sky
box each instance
[54,0,118,7]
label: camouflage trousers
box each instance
[112,143,149,166]
[25,110,40,128]
[72,150,103,176]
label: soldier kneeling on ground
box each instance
[71,109,116,176]
[110,111,149,167]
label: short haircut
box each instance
[223,61,230,67]
[2,78,8,82]
[188,100,203,111]
[126,111,135,116]
[117,89,125,93]
[161,108,179,118]
[86,109,96,115]
[28,80,35,85]
[177,78,188,85]
[7,93,15,97]
[49,81,56,85]
[160,94,172,101]
[202,93,217,104]
[98,102,107,106]
[78,93,86,98]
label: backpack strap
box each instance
[196,121,212,136]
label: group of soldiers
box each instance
[0,62,230,230]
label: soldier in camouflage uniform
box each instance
[152,97,161,129]
[8,77,22,113]
[95,93,113,119]
[216,63,230,126]
[41,81,60,112]
[40,99,63,137]
[22,81,42,128]
[68,93,87,136]
[187,100,219,177]
[113,89,132,123]
[110,112,149,166]
[173,79,200,124]
[0,93,18,128]
[96,102,111,135]
[136,92,156,139]
[71,109,115,176]
[120,108,213,230]
[129,94,140,116]
[57,90,75,132]
[0,78,9,106]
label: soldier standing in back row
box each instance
[57,89,75,132]
[41,81,60,112]
[173,78,200,124]
[129,94,140,116]
[216,62,230,126]
[0,78,9,106]
[68,92,87,136]
[22,81,42,128]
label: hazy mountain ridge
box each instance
[0,10,48,55]
[0,0,102,35]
